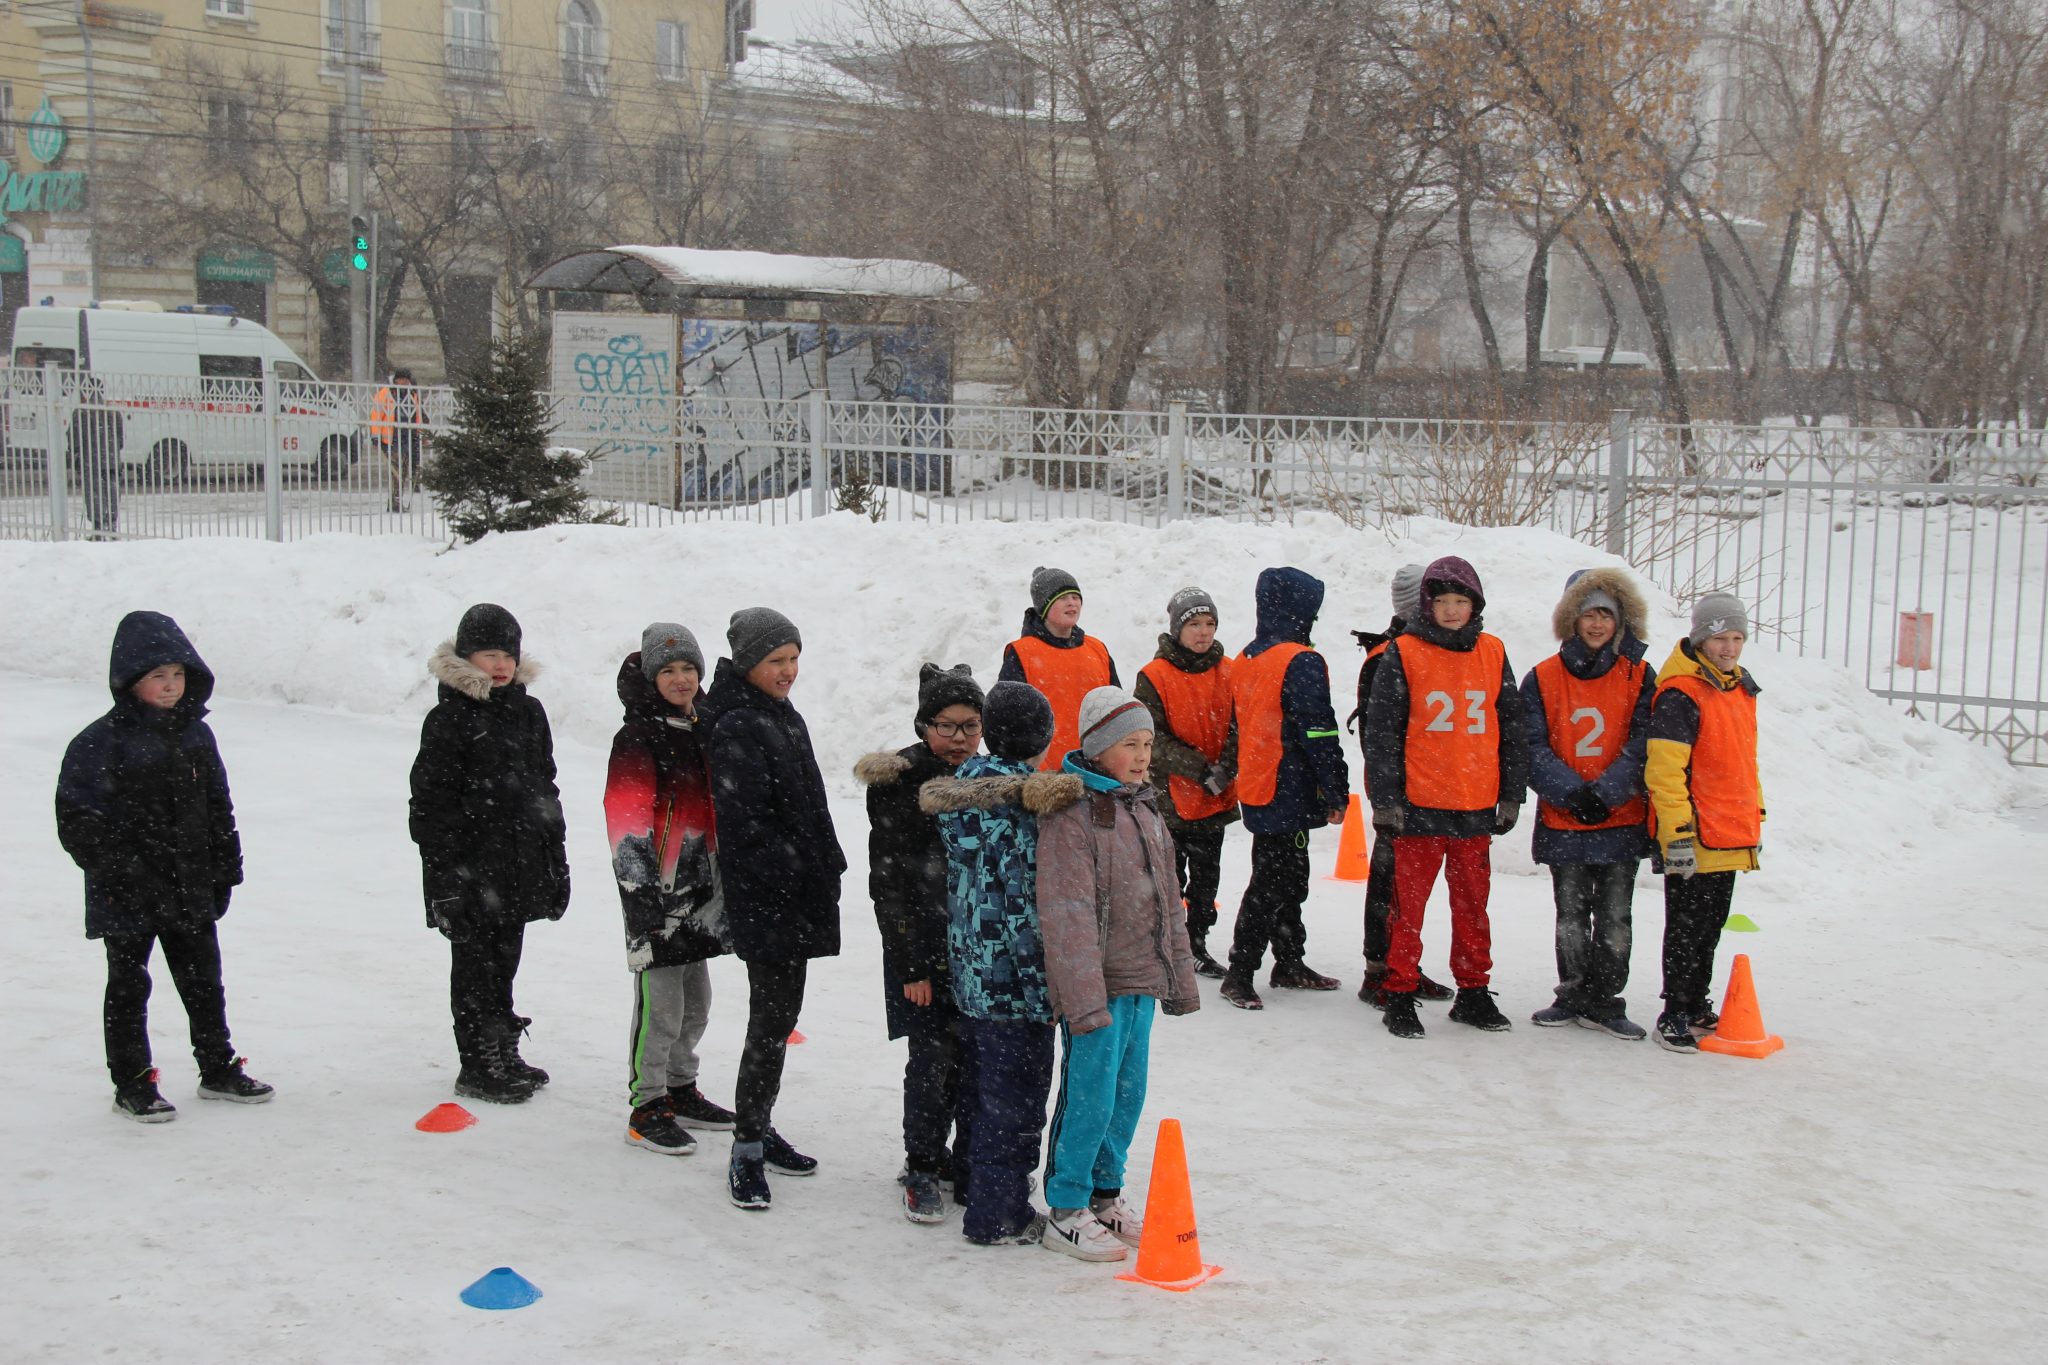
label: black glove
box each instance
[1562,786,1611,826]
[431,897,473,943]
[1372,804,1404,834]
[1492,801,1520,836]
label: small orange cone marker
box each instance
[787,1029,807,1045]
[416,1102,478,1133]
[1698,953,1784,1059]
[1328,794,1371,882]
[1117,1118,1222,1292]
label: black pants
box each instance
[1550,861,1637,1017]
[735,959,809,1143]
[450,920,526,1066]
[959,1016,1054,1243]
[903,1000,976,1175]
[1661,871,1735,1017]
[1172,823,1227,941]
[1228,831,1310,976]
[72,454,119,534]
[1361,832,1397,965]
[103,924,234,1085]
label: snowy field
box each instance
[4,515,2046,1363]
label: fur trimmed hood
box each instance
[854,750,915,786]
[919,770,1084,817]
[1552,568,1650,642]
[429,639,543,701]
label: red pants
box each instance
[1386,835,1493,993]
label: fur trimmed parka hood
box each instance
[918,769,1085,817]
[1552,568,1651,643]
[855,750,919,787]
[429,640,543,701]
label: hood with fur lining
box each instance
[918,770,1084,817]
[428,639,543,701]
[1552,568,1650,643]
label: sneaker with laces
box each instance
[1189,937,1227,980]
[667,1084,737,1131]
[1692,1002,1720,1032]
[1383,992,1426,1039]
[900,1166,946,1224]
[728,1146,772,1210]
[1575,1013,1648,1041]
[762,1128,818,1176]
[1530,1003,1579,1027]
[113,1068,177,1123]
[1654,1012,1699,1052]
[1041,1206,1129,1262]
[625,1099,696,1155]
[1448,987,1513,1032]
[1269,961,1341,991]
[1088,1194,1143,1248]
[197,1058,275,1103]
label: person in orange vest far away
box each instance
[1219,567,1350,1010]
[1520,570,1657,1041]
[1364,556,1529,1040]
[999,567,1120,772]
[370,367,426,514]
[1646,592,1764,1054]
[1134,586,1238,978]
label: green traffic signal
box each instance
[350,233,370,272]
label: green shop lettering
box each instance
[0,161,88,222]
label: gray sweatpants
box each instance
[629,960,712,1108]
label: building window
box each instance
[563,0,605,95]
[206,0,250,17]
[448,0,496,79]
[325,0,383,73]
[563,124,601,185]
[725,0,752,66]
[0,85,13,158]
[652,136,684,199]
[656,21,689,81]
[206,96,252,161]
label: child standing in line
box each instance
[1646,592,1765,1054]
[1521,570,1657,1040]
[999,566,1119,771]
[1133,586,1237,978]
[699,608,847,1210]
[856,663,987,1224]
[1364,557,1529,1040]
[57,611,274,1122]
[410,603,570,1103]
[921,682,1082,1247]
[1036,687,1201,1263]
[604,623,738,1158]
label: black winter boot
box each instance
[1447,987,1512,1032]
[197,1057,275,1104]
[113,1067,178,1123]
[455,1025,537,1105]
[1383,992,1425,1039]
[501,1015,550,1087]
[1219,970,1264,1011]
[1416,973,1456,1002]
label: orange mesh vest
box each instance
[1533,653,1649,830]
[1011,633,1115,771]
[1139,656,1238,821]
[1653,672,1762,849]
[1231,642,1311,807]
[1397,633,1507,812]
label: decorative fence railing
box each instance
[3,369,2043,765]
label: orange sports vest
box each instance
[1139,656,1238,821]
[1533,653,1649,830]
[1230,642,1311,807]
[1653,672,1762,849]
[1397,633,1507,812]
[1011,633,1115,771]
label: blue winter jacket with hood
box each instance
[1240,567,1352,835]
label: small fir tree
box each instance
[424,331,616,541]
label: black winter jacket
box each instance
[408,643,571,930]
[56,612,242,940]
[699,657,846,964]
[856,743,957,1038]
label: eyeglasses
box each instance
[927,720,983,738]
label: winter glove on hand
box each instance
[1663,838,1698,879]
[1372,804,1405,834]
[1201,763,1231,797]
[1563,786,1611,826]
[1492,801,1521,836]
[431,897,473,943]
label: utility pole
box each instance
[74,0,98,301]
[345,0,368,386]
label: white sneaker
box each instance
[1089,1195,1144,1248]
[1041,1206,1129,1262]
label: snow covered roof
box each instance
[526,246,978,304]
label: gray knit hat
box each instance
[1577,588,1621,620]
[727,607,801,674]
[1167,586,1219,636]
[1690,592,1749,647]
[1391,563,1427,621]
[1031,566,1082,616]
[1078,685,1154,759]
[640,622,705,682]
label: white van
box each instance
[5,303,361,480]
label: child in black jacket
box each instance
[56,611,273,1121]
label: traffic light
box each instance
[349,216,370,273]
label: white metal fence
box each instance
[5,370,2044,765]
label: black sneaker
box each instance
[729,1149,772,1210]
[625,1100,696,1155]
[1359,964,1389,1008]
[1269,961,1341,991]
[113,1068,177,1123]
[1655,1013,1699,1053]
[900,1166,946,1224]
[1416,973,1456,1002]
[1189,938,1227,980]
[197,1058,275,1104]
[668,1085,737,1131]
[1219,973,1264,1011]
[1693,1001,1720,1032]
[455,1062,536,1105]
[964,1213,1047,1247]
[1383,992,1426,1039]
[762,1128,818,1176]
[1448,987,1512,1032]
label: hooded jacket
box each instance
[1133,632,1239,832]
[698,656,846,963]
[1234,568,1350,834]
[603,652,728,969]
[408,643,571,929]
[857,741,962,1039]
[1646,639,1765,874]
[56,612,242,940]
[1035,755,1201,1033]
[1520,568,1657,865]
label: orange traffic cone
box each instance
[1117,1118,1222,1292]
[1328,794,1371,882]
[415,1102,478,1133]
[1698,953,1784,1059]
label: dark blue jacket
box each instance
[55,612,242,940]
[699,657,846,964]
[1521,634,1657,865]
[1241,568,1350,835]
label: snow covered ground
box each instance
[4,515,2045,1363]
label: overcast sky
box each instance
[752,0,862,42]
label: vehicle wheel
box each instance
[317,435,355,480]
[150,441,190,488]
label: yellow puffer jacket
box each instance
[1644,640,1764,874]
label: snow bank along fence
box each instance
[4,369,2044,767]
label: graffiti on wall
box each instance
[549,312,677,466]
